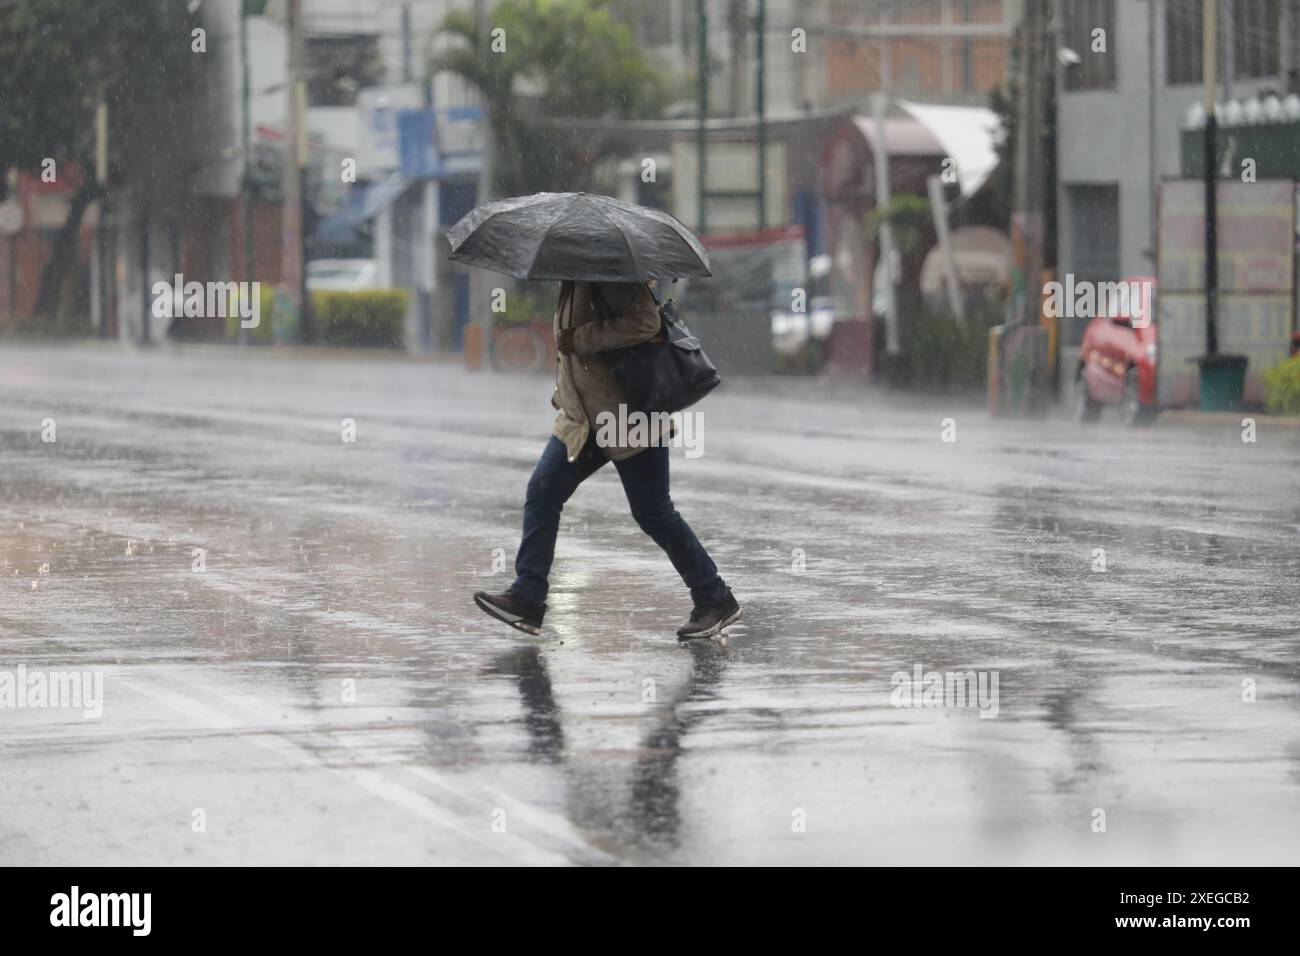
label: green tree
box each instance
[868,193,935,307]
[428,0,675,197]
[0,0,198,325]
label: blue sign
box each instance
[398,107,484,179]
[398,110,438,178]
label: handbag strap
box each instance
[558,281,576,329]
[589,283,612,322]
[645,282,672,335]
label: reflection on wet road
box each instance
[2,345,1298,864]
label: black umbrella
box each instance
[446,192,711,283]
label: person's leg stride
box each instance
[514,435,607,603]
[475,435,605,635]
[614,445,739,637]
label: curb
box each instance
[5,338,462,365]
[1155,409,1300,430]
[171,343,462,364]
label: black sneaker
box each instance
[676,588,742,640]
[474,590,546,636]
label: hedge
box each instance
[1263,356,1300,415]
[313,290,407,348]
[224,288,407,348]
[222,285,275,343]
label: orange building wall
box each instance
[826,0,1009,100]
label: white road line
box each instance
[124,675,569,865]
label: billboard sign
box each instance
[1157,179,1296,405]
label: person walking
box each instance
[474,279,740,639]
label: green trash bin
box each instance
[1197,354,1248,411]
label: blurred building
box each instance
[8,0,1019,359]
[1054,0,1300,368]
[598,1,1013,378]
[823,0,1019,108]
[614,0,1019,114]
[0,167,92,333]
[89,0,482,347]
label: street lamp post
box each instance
[240,0,255,345]
[1202,0,1218,358]
[755,0,766,230]
[1195,0,1247,410]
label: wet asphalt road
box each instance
[1,343,1298,865]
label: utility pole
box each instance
[928,173,964,326]
[472,0,495,357]
[871,90,897,354]
[756,0,766,230]
[93,101,108,338]
[401,2,413,83]
[1202,0,1218,357]
[696,0,708,235]
[728,0,746,117]
[1011,0,1047,331]
[140,192,150,344]
[281,0,309,342]
[413,1,436,353]
[240,0,254,344]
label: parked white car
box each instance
[771,296,837,355]
[306,259,378,292]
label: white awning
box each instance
[896,100,1001,199]
[359,174,414,221]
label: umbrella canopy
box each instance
[446,192,711,282]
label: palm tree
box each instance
[427,0,677,197]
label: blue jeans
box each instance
[511,434,727,608]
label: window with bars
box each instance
[1292,1,1300,90]
[1166,0,1204,85]
[1234,0,1281,79]
[955,0,1004,25]
[1068,184,1120,280]
[1065,183,1120,345]
[1062,0,1116,90]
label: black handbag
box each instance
[593,284,721,415]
